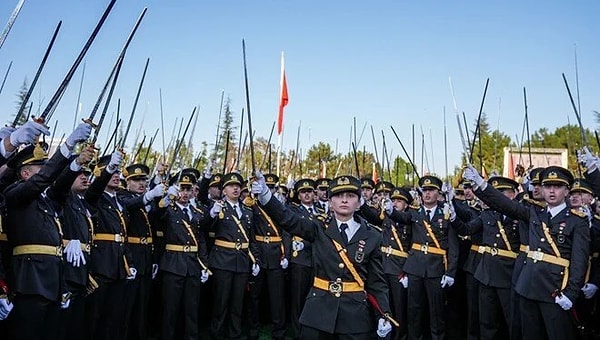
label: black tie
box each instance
[340,223,349,245]
[426,209,432,220]
[111,195,121,212]
[182,207,190,222]
[308,207,314,215]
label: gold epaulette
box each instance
[523,197,547,208]
[570,208,587,219]
[409,203,420,210]
[316,213,329,224]
[369,223,383,232]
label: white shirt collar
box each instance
[336,217,360,241]
[547,202,567,218]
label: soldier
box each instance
[382,187,413,340]
[451,176,521,339]
[208,172,260,339]
[315,178,331,213]
[119,163,165,340]
[286,178,321,340]
[360,177,375,202]
[84,151,138,339]
[252,173,393,339]
[157,172,212,340]
[247,173,288,340]
[463,165,590,339]
[58,161,95,340]
[3,122,92,339]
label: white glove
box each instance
[107,150,124,174]
[203,166,212,179]
[60,292,71,309]
[440,275,455,288]
[127,267,137,280]
[280,258,289,269]
[167,186,180,199]
[384,198,393,215]
[582,283,599,299]
[286,178,295,190]
[443,203,456,222]
[251,263,260,277]
[66,122,93,148]
[145,183,165,202]
[376,318,392,338]
[579,147,600,173]
[209,201,224,218]
[463,164,485,188]
[10,121,50,147]
[0,296,13,320]
[200,269,209,283]
[152,264,159,280]
[399,275,408,288]
[292,240,305,252]
[0,126,16,140]
[555,293,573,310]
[251,171,272,204]
[64,239,86,267]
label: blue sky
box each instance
[0,0,598,175]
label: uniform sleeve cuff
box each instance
[69,159,82,172]
[60,143,71,158]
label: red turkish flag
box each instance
[277,52,288,136]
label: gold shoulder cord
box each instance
[541,222,569,290]
[114,209,133,276]
[390,226,405,253]
[230,214,257,265]
[422,220,448,271]
[496,221,514,251]
[181,219,212,275]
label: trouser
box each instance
[248,266,287,339]
[520,295,574,340]
[290,263,312,339]
[385,273,408,340]
[510,289,522,340]
[464,272,480,340]
[58,283,87,340]
[9,294,60,340]
[85,276,127,340]
[210,269,248,340]
[407,275,445,340]
[478,284,511,340]
[161,271,201,340]
[125,273,151,340]
[300,325,371,340]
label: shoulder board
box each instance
[570,208,587,218]
[409,204,420,210]
[594,214,600,221]
[369,223,383,232]
[315,206,326,213]
[290,202,300,207]
[241,204,252,211]
[523,197,546,208]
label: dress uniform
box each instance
[58,164,94,340]
[254,174,392,339]
[247,173,288,340]
[84,153,135,339]
[451,176,521,339]
[467,165,590,339]
[118,163,156,340]
[388,175,459,340]
[381,187,413,340]
[208,172,260,340]
[4,132,91,339]
[315,178,331,214]
[158,172,212,340]
[286,179,321,340]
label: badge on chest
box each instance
[355,240,366,263]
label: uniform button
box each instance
[540,238,545,242]
[537,248,541,251]
[496,234,500,238]
[338,263,345,269]
[493,243,498,247]
[426,233,430,237]
[267,232,271,236]
[391,237,395,241]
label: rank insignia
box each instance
[356,240,366,263]
[557,234,565,244]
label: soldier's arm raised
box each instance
[475,185,530,222]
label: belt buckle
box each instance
[386,245,392,256]
[235,242,242,250]
[478,246,486,254]
[490,247,498,256]
[329,279,342,297]
[83,244,91,253]
[56,246,63,257]
[115,234,123,242]
[532,251,544,262]
[420,244,429,254]
[183,245,191,252]
[140,237,147,245]
[264,235,270,243]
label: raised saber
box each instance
[242,39,256,173]
[562,73,588,146]
[0,0,25,52]
[120,57,150,149]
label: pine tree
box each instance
[11,78,29,125]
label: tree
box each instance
[11,78,29,126]
[530,124,596,172]
[462,112,512,177]
[215,97,237,173]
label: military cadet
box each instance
[247,173,288,340]
[360,177,375,202]
[119,163,165,340]
[454,183,466,201]
[286,178,321,340]
[386,175,459,340]
[382,187,413,340]
[464,164,590,339]
[208,172,260,339]
[252,173,393,339]
[84,151,138,339]
[157,171,212,340]
[3,122,92,339]
[451,176,521,339]
[198,172,224,207]
[58,161,95,340]
[315,178,331,213]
